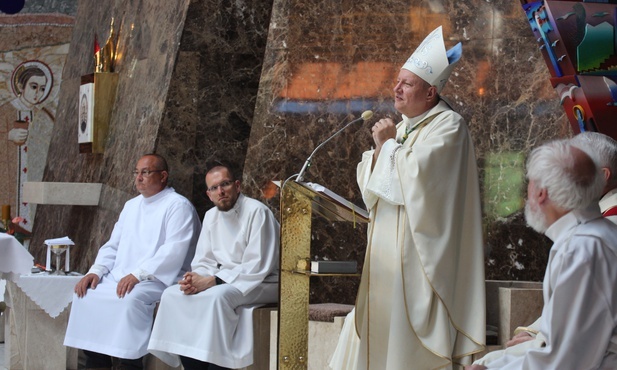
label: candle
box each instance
[1,204,9,220]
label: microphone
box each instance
[296,110,374,182]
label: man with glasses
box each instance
[64,154,201,370]
[148,162,280,370]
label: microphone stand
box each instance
[296,112,371,182]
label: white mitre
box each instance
[402,26,462,93]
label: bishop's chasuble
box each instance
[355,100,486,369]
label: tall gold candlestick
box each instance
[2,204,10,220]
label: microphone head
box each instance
[361,110,374,120]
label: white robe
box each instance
[482,205,617,369]
[329,308,360,370]
[475,195,617,368]
[346,100,485,369]
[64,187,201,359]
[148,193,280,368]
[472,317,545,367]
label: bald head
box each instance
[142,154,169,172]
[134,154,169,198]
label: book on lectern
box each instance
[303,182,369,220]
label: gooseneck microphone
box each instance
[295,110,374,182]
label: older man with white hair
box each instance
[473,132,617,367]
[467,139,617,369]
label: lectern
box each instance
[277,181,369,369]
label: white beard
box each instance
[524,200,549,234]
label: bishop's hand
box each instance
[371,118,396,148]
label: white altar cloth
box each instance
[5,275,82,369]
[0,233,33,281]
[13,274,82,318]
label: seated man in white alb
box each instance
[466,139,617,369]
[472,131,617,367]
[148,162,280,370]
[64,154,201,370]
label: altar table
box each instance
[4,274,82,370]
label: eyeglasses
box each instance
[207,180,234,192]
[132,170,164,177]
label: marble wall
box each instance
[158,0,275,214]
[26,1,570,304]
